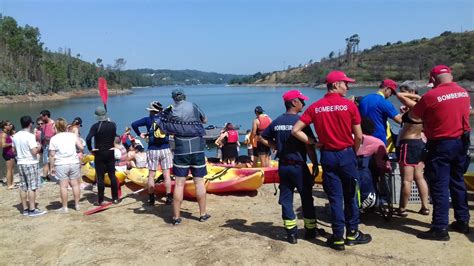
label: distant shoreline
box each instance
[2,80,473,104]
[229,80,474,91]
[0,88,133,104]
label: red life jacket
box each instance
[41,121,55,144]
[227,130,238,143]
[257,115,271,134]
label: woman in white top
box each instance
[49,118,84,213]
[128,144,147,168]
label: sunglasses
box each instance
[298,98,306,107]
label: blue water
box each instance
[0,85,382,136]
[1,84,473,175]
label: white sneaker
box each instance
[28,208,47,217]
[55,207,69,214]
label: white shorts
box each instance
[55,163,81,180]
[147,148,173,171]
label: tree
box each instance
[114,58,126,87]
[329,51,335,59]
[345,34,360,62]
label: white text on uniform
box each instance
[437,92,468,102]
[315,105,348,113]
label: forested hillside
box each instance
[230,31,474,85]
[0,15,243,96]
[124,69,243,86]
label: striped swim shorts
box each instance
[147,148,173,171]
[17,163,41,191]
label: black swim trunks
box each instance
[397,139,425,166]
[256,141,270,155]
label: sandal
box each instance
[199,214,211,222]
[7,184,18,190]
[418,208,430,216]
[395,209,408,217]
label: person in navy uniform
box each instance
[411,65,471,240]
[260,90,320,244]
[292,70,371,251]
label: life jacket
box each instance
[156,107,206,137]
[41,121,55,144]
[226,130,238,143]
[257,114,271,135]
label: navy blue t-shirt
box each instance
[261,113,315,162]
[131,115,170,150]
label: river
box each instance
[1,85,473,177]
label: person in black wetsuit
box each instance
[86,106,119,205]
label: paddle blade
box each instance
[83,202,113,215]
[98,77,108,106]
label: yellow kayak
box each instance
[81,162,127,186]
[464,172,474,191]
[127,168,162,187]
[82,154,94,164]
[155,165,264,198]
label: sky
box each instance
[1,0,473,75]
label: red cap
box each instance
[282,90,309,101]
[326,70,356,84]
[381,79,398,93]
[430,65,451,79]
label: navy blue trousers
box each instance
[321,148,359,238]
[357,156,376,203]
[278,164,316,233]
[425,139,470,230]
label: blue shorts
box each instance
[42,144,50,164]
[173,152,207,178]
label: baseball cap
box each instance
[282,90,309,101]
[254,106,264,113]
[381,79,398,93]
[326,70,356,84]
[72,117,82,127]
[429,65,451,82]
[430,65,451,78]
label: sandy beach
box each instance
[0,180,472,265]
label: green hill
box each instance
[231,31,474,85]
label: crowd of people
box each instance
[0,64,471,250]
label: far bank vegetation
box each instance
[230,31,474,85]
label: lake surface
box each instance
[0,85,396,134]
[1,85,473,176]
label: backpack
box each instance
[148,116,167,143]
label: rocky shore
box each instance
[0,88,133,104]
